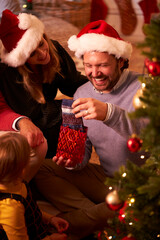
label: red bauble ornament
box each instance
[105,190,124,211]
[147,61,160,76]
[118,201,127,222]
[97,231,102,240]
[127,136,142,152]
[144,58,151,67]
[121,236,136,240]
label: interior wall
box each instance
[103,0,145,43]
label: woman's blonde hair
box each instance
[18,33,61,103]
[0,132,31,183]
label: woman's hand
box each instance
[18,118,45,147]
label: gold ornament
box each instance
[133,88,146,109]
[105,190,124,210]
[106,190,121,205]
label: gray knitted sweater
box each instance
[74,71,148,177]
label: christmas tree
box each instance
[98,8,160,240]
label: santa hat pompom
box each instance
[68,35,80,52]
[18,13,32,30]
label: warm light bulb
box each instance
[130,198,135,203]
[122,172,127,177]
[142,83,146,88]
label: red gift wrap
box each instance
[56,125,87,164]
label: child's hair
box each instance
[0,132,31,183]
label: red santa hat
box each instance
[68,20,132,59]
[0,9,44,67]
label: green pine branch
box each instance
[102,10,160,240]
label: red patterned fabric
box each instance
[114,0,137,36]
[56,125,87,164]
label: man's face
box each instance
[83,51,124,93]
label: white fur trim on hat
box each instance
[68,33,132,59]
[1,13,44,67]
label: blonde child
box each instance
[0,132,69,240]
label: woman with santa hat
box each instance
[0,9,87,159]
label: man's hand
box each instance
[53,156,76,168]
[72,98,108,121]
[18,118,45,148]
